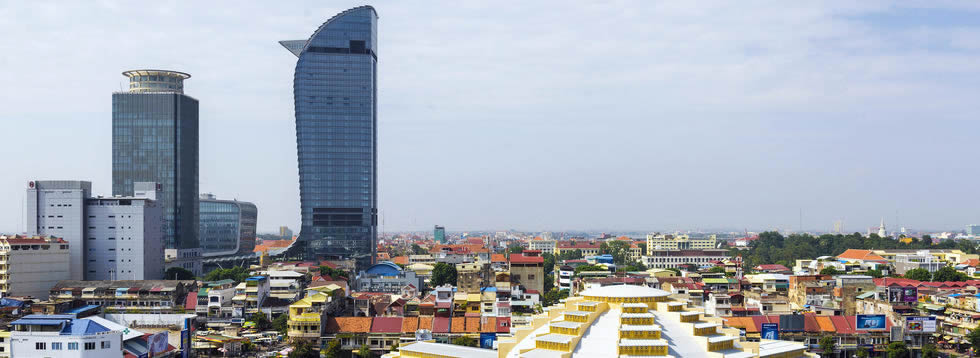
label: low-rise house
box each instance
[49,280,195,314]
[231,276,269,317]
[10,314,124,357]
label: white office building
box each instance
[26,181,91,280]
[26,181,165,281]
[84,185,165,280]
[10,315,123,358]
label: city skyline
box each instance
[2,2,980,233]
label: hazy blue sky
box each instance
[2,1,979,234]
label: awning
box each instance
[150,287,163,292]
[128,287,140,293]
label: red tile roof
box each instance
[325,317,372,333]
[830,316,854,334]
[837,249,886,262]
[480,317,497,333]
[491,254,507,263]
[465,317,480,333]
[509,253,544,264]
[185,292,197,310]
[392,256,409,265]
[418,317,434,331]
[451,317,466,333]
[755,264,790,271]
[496,317,511,333]
[370,317,403,333]
[401,317,419,333]
[433,317,451,333]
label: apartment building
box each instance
[232,276,270,317]
[50,280,195,314]
[509,251,545,294]
[0,235,71,299]
[642,249,730,269]
[646,234,717,253]
[10,314,123,358]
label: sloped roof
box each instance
[325,317,372,333]
[837,249,886,262]
[401,317,419,333]
[450,317,466,333]
[433,317,451,333]
[371,317,403,333]
[481,317,496,333]
[465,317,480,332]
[418,317,434,331]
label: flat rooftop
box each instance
[536,333,574,344]
[619,339,668,347]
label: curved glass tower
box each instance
[281,6,378,268]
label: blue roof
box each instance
[65,305,101,314]
[246,276,266,281]
[63,319,110,335]
[481,287,498,292]
[950,293,962,297]
[12,318,66,326]
[0,298,24,308]
[365,261,402,276]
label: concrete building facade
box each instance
[0,235,71,299]
[25,180,91,280]
[84,189,165,281]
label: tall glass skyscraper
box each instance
[280,6,378,268]
[112,70,200,253]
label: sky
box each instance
[1,1,979,234]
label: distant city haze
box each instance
[2,2,979,233]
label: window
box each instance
[84,342,95,350]
[35,342,46,350]
[101,341,111,349]
[52,342,62,350]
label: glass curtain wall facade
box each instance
[199,197,258,256]
[281,6,378,268]
[112,70,199,251]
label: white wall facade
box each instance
[26,181,91,281]
[1,238,71,299]
[84,198,164,281]
[10,330,122,358]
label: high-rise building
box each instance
[25,180,91,280]
[434,225,446,243]
[199,193,258,256]
[280,6,379,268]
[967,224,980,236]
[84,182,165,280]
[279,226,294,240]
[112,70,200,260]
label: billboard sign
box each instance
[480,333,497,349]
[149,331,169,355]
[905,316,937,333]
[856,315,887,331]
[761,323,779,340]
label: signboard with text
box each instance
[906,316,937,333]
[761,323,779,340]
[856,315,887,331]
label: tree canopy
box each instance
[203,266,250,283]
[885,341,909,358]
[734,231,973,269]
[574,265,608,274]
[556,249,584,262]
[600,240,633,265]
[319,266,350,279]
[508,244,524,254]
[452,336,478,347]
[430,263,458,287]
[819,267,840,276]
[165,267,195,281]
[906,266,969,282]
[818,336,835,358]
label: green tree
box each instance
[556,249,584,262]
[452,336,477,347]
[921,343,938,358]
[203,266,250,283]
[886,341,909,358]
[865,268,884,278]
[319,266,350,279]
[708,266,726,274]
[600,241,633,265]
[165,267,195,280]
[508,244,524,254]
[249,312,272,331]
[391,341,399,352]
[321,339,342,358]
[819,267,840,276]
[272,313,288,334]
[289,339,319,358]
[411,243,428,255]
[242,341,256,352]
[542,253,556,275]
[621,262,647,272]
[855,347,869,358]
[818,336,835,357]
[637,243,647,255]
[430,263,458,287]
[968,326,980,355]
[574,265,607,275]
[904,268,932,281]
[358,343,372,358]
[933,266,970,282]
